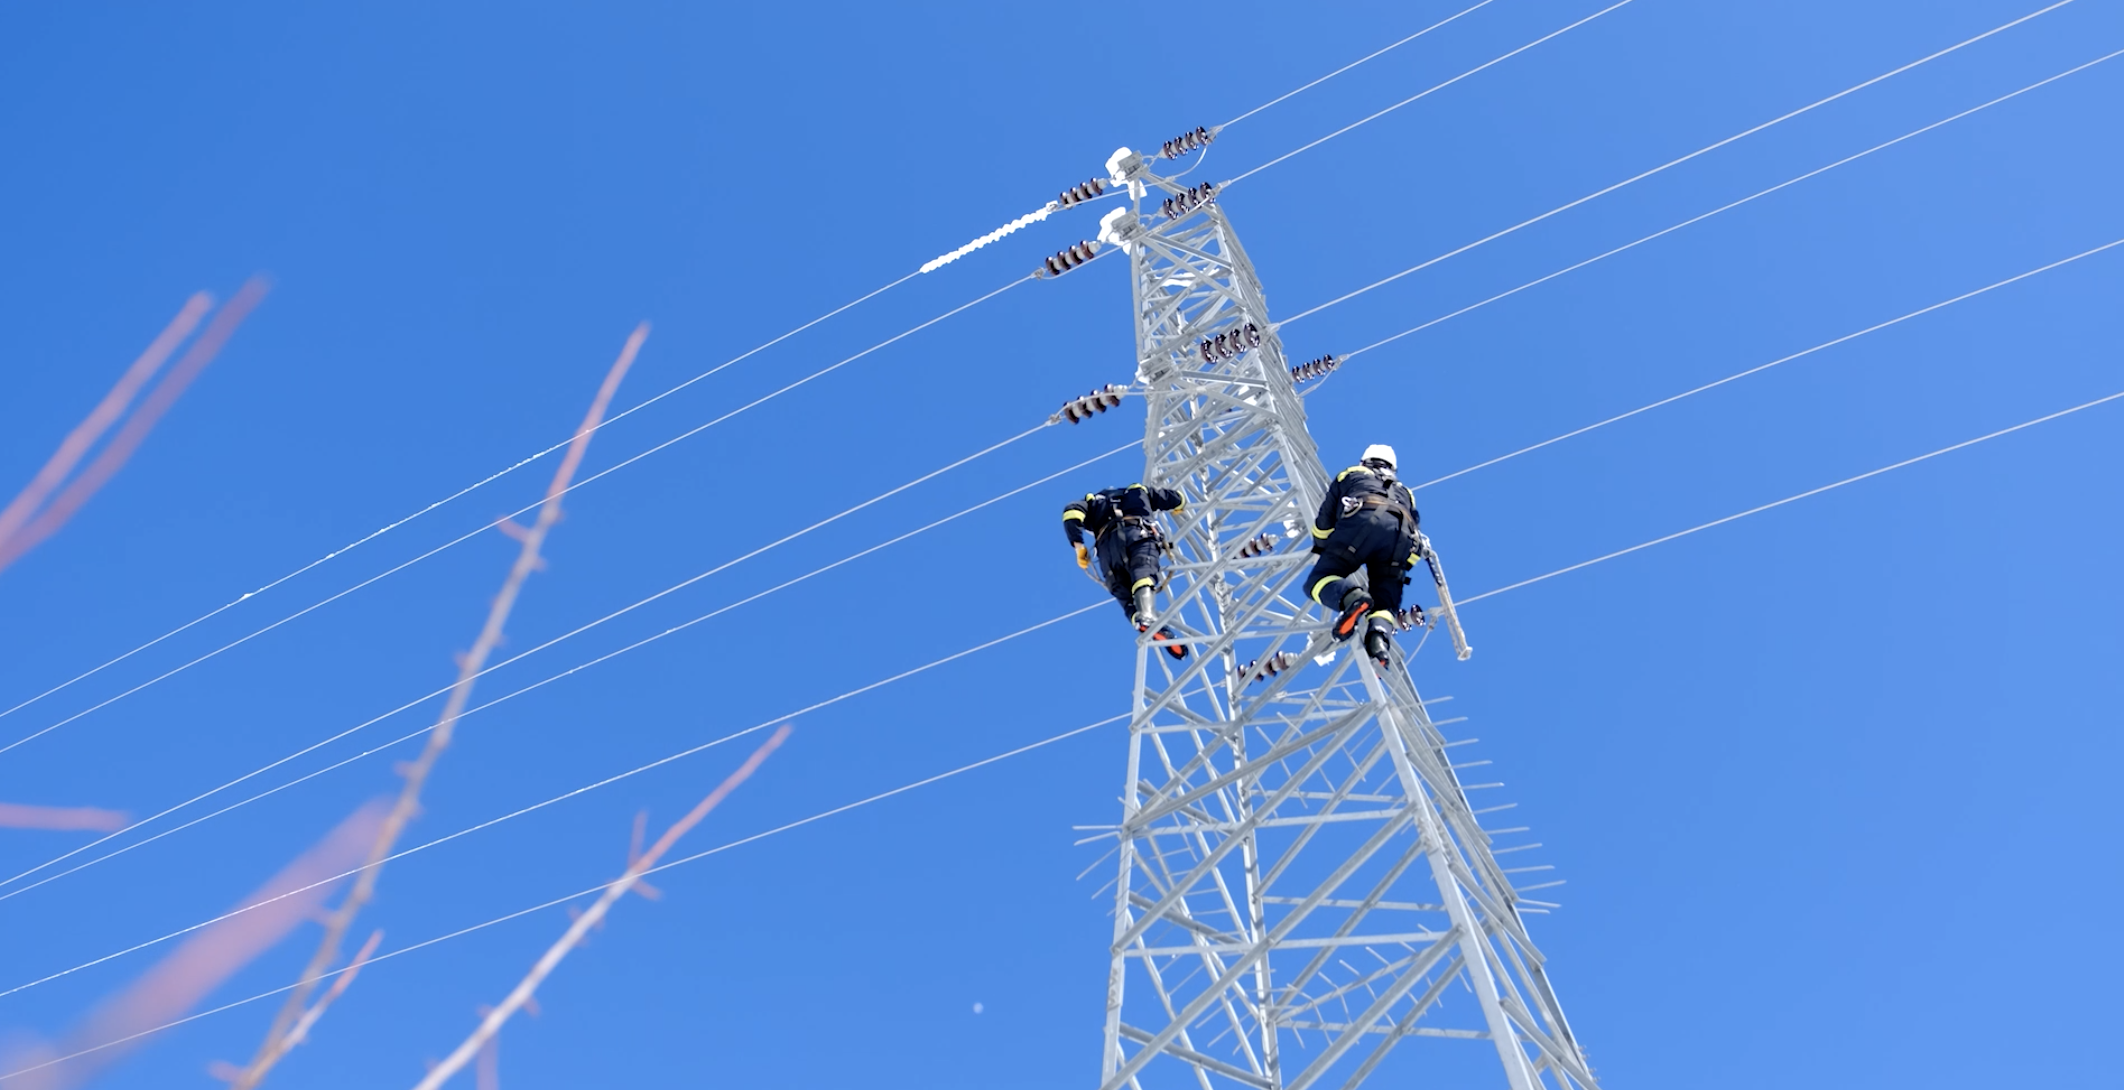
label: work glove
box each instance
[1074,542,1091,569]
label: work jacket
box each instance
[1063,484,1185,547]
[1312,465,1420,556]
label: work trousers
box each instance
[1306,510,1413,620]
[1097,526,1164,620]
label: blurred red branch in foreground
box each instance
[0,803,128,833]
[413,724,793,1090]
[0,294,211,550]
[0,279,269,576]
[228,323,649,1090]
[2,801,386,1090]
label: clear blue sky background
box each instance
[0,1,2118,1087]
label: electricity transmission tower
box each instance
[1076,144,1597,1090]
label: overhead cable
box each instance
[918,0,1501,271]
[1340,47,2124,367]
[0,609,1115,1003]
[0,440,1138,903]
[1224,0,1644,188]
[17,379,2116,1055]
[1273,0,2078,325]
[0,3,1593,743]
[1219,0,1500,129]
[1457,387,2124,606]
[0,711,1124,1085]
[1411,237,2123,492]
[0,272,1031,759]
[24,384,2121,1047]
[0,269,923,735]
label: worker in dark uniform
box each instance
[1063,483,1189,659]
[1307,444,1425,665]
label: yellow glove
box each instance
[1074,542,1091,569]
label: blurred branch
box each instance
[475,1033,499,1090]
[0,293,211,552]
[413,724,792,1090]
[228,323,649,1090]
[0,803,128,832]
[9,801,385,1090]
[0,278,269,575]
[275,929,382,1054]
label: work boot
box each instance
[1331,585,1372,641]
[1149,625,1189,660]
[1363,617,1394,667]
[1132,584,1157,621]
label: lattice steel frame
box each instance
[1089,149,1597,1090]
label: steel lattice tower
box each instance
[1083,146,1597,1090]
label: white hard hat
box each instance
[1361,443,1397,468]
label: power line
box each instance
[1410,237,2124,491]
[18,381,2113,1069]
[0,0,1495,747]
[918,1,1510,269]
[1224,0,1641,188]
[0,3,1626,754]
[0,712,1120,1086]
[1219,0,1499,129]
[0,605,1108,1001]
[0,270,918,732]
[1340,47,2124,366]
[18,387,2116,1069]
[1274,0,2077,326]
[1457,388,2124,606]
[0,272,1031,759]
[0,441,1138,904]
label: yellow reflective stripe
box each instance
[1062,510,1086,521]
[1367,610,1394,622]
[1310,576,1340,604]
[1131,577,1157,591]
[1311,525,1331,540]
[1406,549,1420,566]
[1337,466,1369,482]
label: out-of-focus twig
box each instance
[275,928,382,1053]
[0,803,128,832]
[0,278,269,575]
[229,323,648,1090]
[474,1023,499,1090]
[0,293,212,552]
[7,801,385,1090]
[412,724,791,1090]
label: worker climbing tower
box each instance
[1082,143,1597,1090]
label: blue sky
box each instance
[0,1,2118,1087]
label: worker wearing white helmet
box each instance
[1306,444,1426,665]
